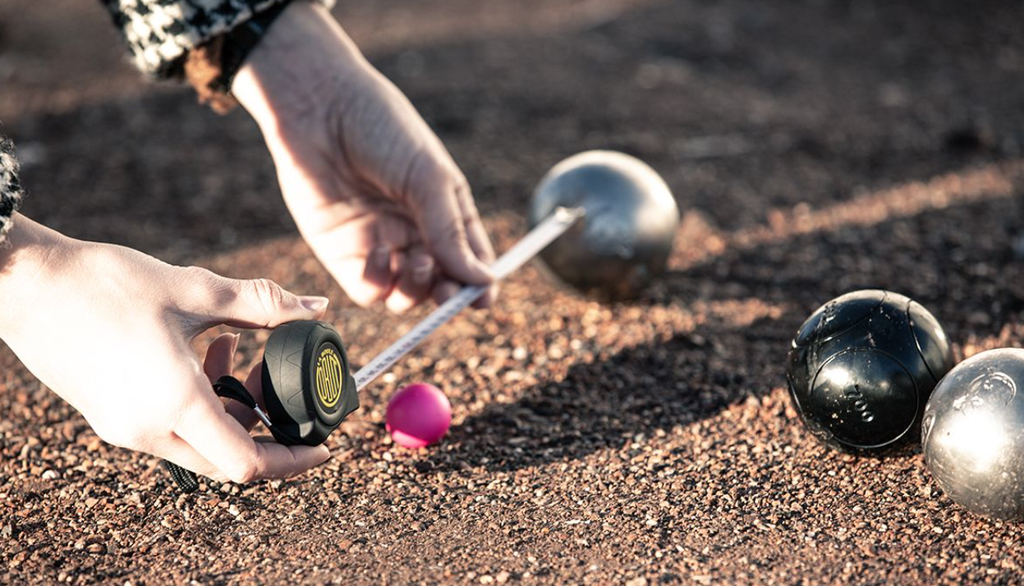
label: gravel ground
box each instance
[2,0,1024,584]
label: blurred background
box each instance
[3,2,1024,582]
[2,0,1021,264]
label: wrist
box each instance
[232,1,372,134]
[0,215,69,326]
[185,0,296,113]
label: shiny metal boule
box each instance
[923,348,1024,519]
[528,151,680,300]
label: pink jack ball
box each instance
[386,383,452,449]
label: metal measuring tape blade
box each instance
[353,205,586,390]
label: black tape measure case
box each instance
[262,321,359,446]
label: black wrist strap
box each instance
[214,0,295,93]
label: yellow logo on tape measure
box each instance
[315,347,345,409]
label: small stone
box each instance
[87,543,106,554]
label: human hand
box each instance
[232,1,496,313]
[0,215,331,483]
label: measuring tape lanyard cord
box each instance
[163,376,265,493]
[353,207,584,390]
[211,375,256,409]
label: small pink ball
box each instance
[386,383,452,449]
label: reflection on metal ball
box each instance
[787,290,954,451]
[923,348,1024,519]
[528,151,680,300]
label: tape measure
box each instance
[164,207,584,491]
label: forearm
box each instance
[232,1,370,133]
[0,215,69,334]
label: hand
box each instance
[0,215,331,483]
[232,1,497,313]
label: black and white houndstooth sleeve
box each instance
[0,137,24,244]
[99,0,336,77]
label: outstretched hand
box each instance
[233,1,496,313]
[0,216,330,483]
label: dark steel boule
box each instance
[786,289,954,451]
[923,348,1024,519]
[528,151,680,300]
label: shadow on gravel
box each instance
[427,184,1024,473]
[436,321,785,473]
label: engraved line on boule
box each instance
[353,206,586,391]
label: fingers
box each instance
[203,333,239,383]
[431,279,462,306]
[322,255,391,308]
[453,178,499,308]
[201,273,329,330]
[385,247,435,313]
[203,334,266,432]
[407,157,494,289]
[312,212,440,312]
[156,436,229,482]
[223,362,266,432]
[311,213,411,307]
[175,373,330,483]
[364,245,395,300]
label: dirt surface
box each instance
[3,0,1024,584]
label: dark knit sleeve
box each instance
[98,0,336,78]
[0,137,24,244]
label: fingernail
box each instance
[413,260,434,285]
[373,246,391,269]
[300,296,329,312]
[230,333,241,354]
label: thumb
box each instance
[208,277,329,329]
